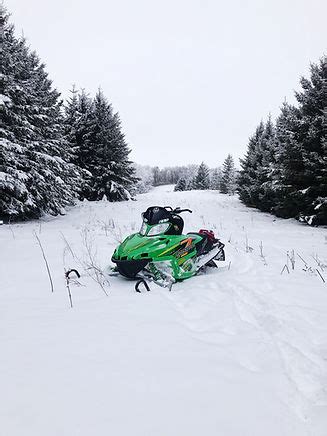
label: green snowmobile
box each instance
[111,206,225,291]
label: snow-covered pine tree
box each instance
[238,122,265,206]
[272,102,306,218]
[64,85,79,153]
[220,154,236,195]
[294,58,327,225]
[210,168,222,190]
[0,8,82,220]
[174,177,187,191]
[81,89,136,201]
[252,116,277,211]
[64,88,94,196]
[273,58,327,224]
[193,162,210,190]
[238,118,276,210]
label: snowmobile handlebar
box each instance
[165,206,192,214]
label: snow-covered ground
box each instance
[1,185,327,436]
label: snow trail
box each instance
[1,186,327,436]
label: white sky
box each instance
[6,0,327,167]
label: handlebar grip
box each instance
[174,208,192,214]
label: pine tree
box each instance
[210,168,222,190]
[271,103,306,218]
[238,122,265,206]
[295,58,327,224]
[0,8,82,220]
[80,89,136,201]
[64,88,94,196]
[193,162,210,190]
[238,57,326,225]
[174,177,187,191]
[253,116,277,211]
[273,58,327,224]
[220,154,236,195]
[237,118,276,209]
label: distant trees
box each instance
[173,158,236,194]
[152,166,188,186]
[238,57,327,225]
[0,7,137,221]
[133,164,154,194]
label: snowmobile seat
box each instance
[187,230,217,255]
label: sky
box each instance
[6,0,327,167]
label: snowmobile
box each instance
[111,206,225,291]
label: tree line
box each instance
[135,155,237,195]
[1,6,325,226]
[174,155,237,194]
[0,7,136,221]
[238,58,326,226]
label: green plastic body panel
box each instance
[112,232,203,280]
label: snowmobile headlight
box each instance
[147,223,170,236]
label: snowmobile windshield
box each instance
[139,222,170,236]
[142,207,171,225]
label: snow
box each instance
[0,94,11,105]
[1,185,327,436]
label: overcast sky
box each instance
[6,0,327,167]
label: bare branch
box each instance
[34,231,54,293]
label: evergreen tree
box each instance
[271,103,306,217]
[220,154,236,195]
[253,116,277,211]
[174,177,187,191]
[0,8,82,220]
[273,58,327,223]
[81,89,136,201]
[64,85,79,159]
[293,59,326,224]
[64,88,94,196]
[210,168,222,190]
[193,162,210,190]
[238,57,327,225]
[238,118,276,209]
[238,122,265,206]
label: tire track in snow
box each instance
[159,242,327,425]
[225,276,327,422]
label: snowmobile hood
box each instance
[112,232,189,261]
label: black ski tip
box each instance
[135,279,151,293]
[65,269,81,279]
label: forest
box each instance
[1,5,326,225]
